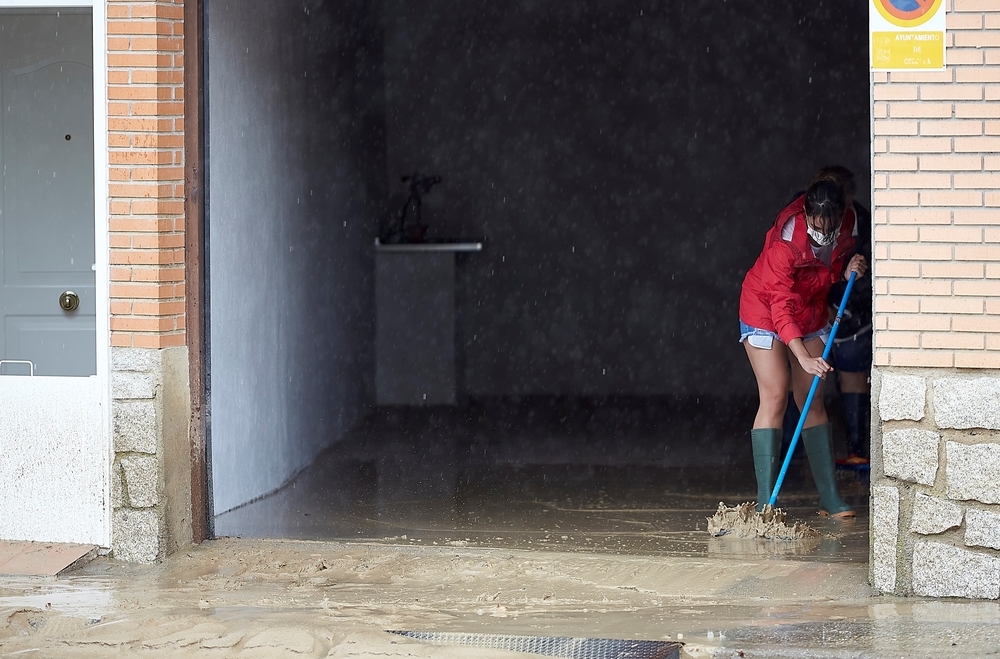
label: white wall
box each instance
[208,0,386,514]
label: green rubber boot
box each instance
[801,423,854,517]
[751,428,781,512]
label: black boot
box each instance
[841,392,870,462]
[752,428,781,512]
[801,423,854,517]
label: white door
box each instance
[0,10,108,546]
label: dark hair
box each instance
[804,179,845,233]
[810,165,857,198]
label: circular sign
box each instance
[873,0,943,27]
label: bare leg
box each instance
[744,341,790,429]
[789,336,830,429]
[838,370,870,394]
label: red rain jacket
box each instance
[739,195,856,346]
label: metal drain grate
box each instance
[388,631,682,659]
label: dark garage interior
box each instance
[206,0,871,556]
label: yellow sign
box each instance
[870,0,946,70]
[872,32,944,69]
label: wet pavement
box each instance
[216,398,870,564]
[9,400,962,658]
[1,538,999,658]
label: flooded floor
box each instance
[216,398,870,563]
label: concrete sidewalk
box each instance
[0,537,997,658]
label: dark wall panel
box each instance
[381,0,870,397]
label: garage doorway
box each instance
[205,1,871,559]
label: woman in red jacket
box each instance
[739,179,867,518]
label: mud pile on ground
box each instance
[706,502,820,541]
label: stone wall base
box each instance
[111,347,192,563]
[872,367,1000,598]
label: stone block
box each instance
[934,377,1000,430]
[947,442,1000,505]
[912,541,1000,599]
[121,454,160,508]
[112,508,160,564]
[910,494,964,535]
[883,429,940,486]
[879,373,926,421]
[112,347,162,373]
[872,485,900,593]
[112,372,157,400]
[111,464,124,508]
[113,401,158,454]
[966,509,1000,550]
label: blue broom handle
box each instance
[768,271,857,508]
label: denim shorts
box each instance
[739,320,831,350]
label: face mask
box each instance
[807,223,839,247]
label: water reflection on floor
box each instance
[215,398,869,563]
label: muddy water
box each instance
[2,537,998,658]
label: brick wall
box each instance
[873,1,1000,369]
[871,1,1000,599]
[107,0,186,351]
[105,0,191,563]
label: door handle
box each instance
[59,290,80,312]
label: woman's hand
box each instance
[797,354,833,379]
[845,254,867,280]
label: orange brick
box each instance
[956,103,1000,119]
[888,279,953,296]
[920,119,983,136]
[874,349,891,366]
[110,301,133,315]
[111,333,134,348]
[110,150,174,165]
[888,172,951,188]
[922,296,985,313]
[921,84,984,100]
[885,209,952,225]
[877,332,921,349]
[875,190,919,206]
[954,31,1000,48]
[110,283,175,299]
[955,172,1000,189]
[956,136,1000,152]
[919,154,983,170]
[956,245,1000,260]
[947,12,984,29]
[875,225,920,242]
[955,351,1000,368]
[876,120,919,136]
[874,85,919,101]
[948,48,986,66]
[110,316,177,333]
[131,234,185,249]
[953,316,1000,333]
[886,350,954,368]
[109,218,175,232]
[889,70,955,84]
[874,154,919,171]
[884,313,953,332]
[955,209,1000,225]
[921,226,984,242]
[922,332,985,349]
[888,136,954,152]
[956,68,1000,84]
[922,262,985,278]
[875,296,921,313]
[875,260,921,277]
[888,243,954,260]
[954,280,1000,296]
[920,190,984,206]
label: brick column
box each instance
[871,0,1000,598]
[106,0,191,563]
